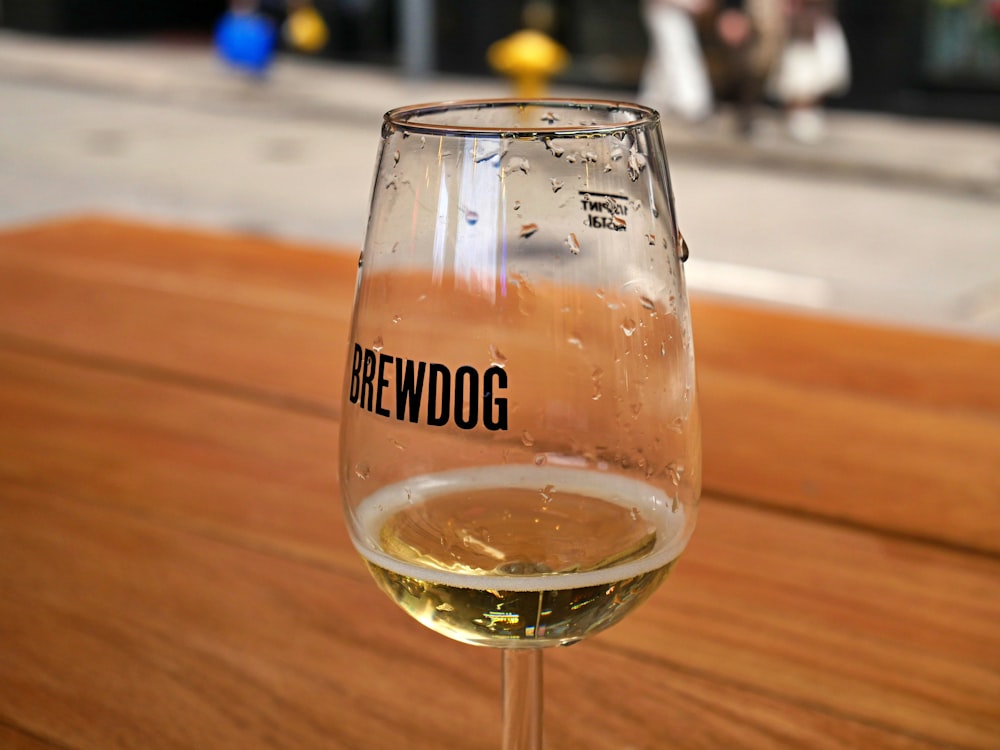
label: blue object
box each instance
[215,10,278,75]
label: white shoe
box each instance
[788,108,825,144]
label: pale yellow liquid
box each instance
[353,466,688,647]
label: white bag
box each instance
[768,17,851,103]
[639,4,714,121]
[814,17,851,95]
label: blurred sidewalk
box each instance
[1,31,998,338]
[2,30,998,200]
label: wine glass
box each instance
[339,99,700,750]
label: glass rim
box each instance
[383,98,660,138]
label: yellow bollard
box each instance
[487,28,569,99]
[285,5,329,53]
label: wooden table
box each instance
[1,217,997,750]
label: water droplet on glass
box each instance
[389,437,406,451]
[372,336,384,351]
[357,250,365,268]
[476,141,500,163]
[666,462,683,486]
[591,367,603,400]
[596,288,605,299]
[627,151,647,181]
[565,152,578,164]
[671,495,680,513]
[646,234,656,246]
[629,507,640,521]
[520,430,535,447]
[550,178,564,193]
[610,147,625,161]
[436,602,456,612]
[541,111,560,124]
[512,272,536,316]
[631,402,643,417]
[583,151,598,163]
[465,208,479,225]
[392,149,400,164]
[621,318,637,336]
[567,332,583,348]
[507,156,529,174]
[384,175,398,190]
[513,200,522,211]
[603,163,612,173]
[520,223,539,239]
[677,229,690,262]
[640,296,656,311]
[534,454,548,467]
[660,341,667,357]
[392,314,402,324]
[612,215,627,231]
[545,139,564,157]
[565,232,580,254]
[354,463,370,480]
[489,344,507,368]
[390,241,399,253]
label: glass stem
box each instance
[501,649,543,750]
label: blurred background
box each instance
[1,0,998,337]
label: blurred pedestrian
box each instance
[639,0,715,123]
[714,0,785,136]
[767,0,851,143]
[215,0,328,78]
[215,0,280,76]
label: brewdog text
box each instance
[348,343,509,431]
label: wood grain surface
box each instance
[1,217,997,750]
